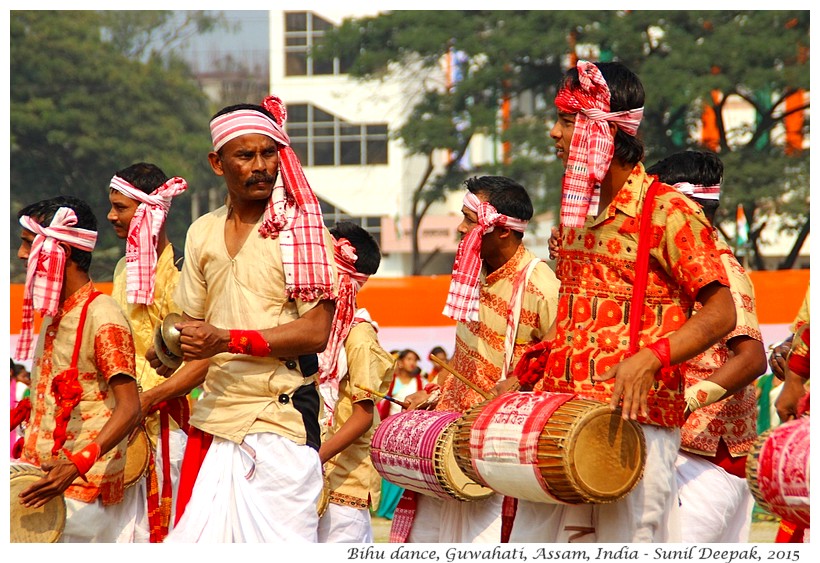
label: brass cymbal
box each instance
[153,313,183,370]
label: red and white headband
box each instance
[673,182,721,201]
[109,175,188,304]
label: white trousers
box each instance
[317,502,374,543]
[165,432,323,543]
[407,493,503,543]
[510,424,681,543]
[60,484,143,543]
[132,428,188,542]
[675,451,754,543]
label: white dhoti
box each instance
[164,432,323,543]
[675,450,754,543]
[407,493,503,543]
[317,502,374,543]
[60,484,143,543]
[133,428,189,541]
[509,424,681,543]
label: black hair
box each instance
[646,150,723,223]
[211,103,276,123]
[429,346,446,357]
[329,221,382,275]
[398,349,420,361]
[561,61,645,165]
[17,195,97,273]
[113,162,170,194]
[464,176,533,239]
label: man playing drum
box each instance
[317,221,396,542]
[645,150,767,543]
[399,175,561,543]
[512,61,736,542]
[161,95,337,542]
[106,162,194,541]
[14,195,142,542]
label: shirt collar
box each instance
[485,243,528,285]
[589,162,652,227]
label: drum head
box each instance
[10,464,66,543]
[567,406,646,502]
[437,424,494,502]
[123,426,151,489]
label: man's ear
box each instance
[496,226,513,239]
[609,122,618,137]
[208,151,225,176]
[59,243,72,261]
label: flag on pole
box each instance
[736,203,749,255]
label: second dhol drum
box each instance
[454,391,646,504]
[371,409,493,502]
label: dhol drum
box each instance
[371,409,494,502]
[453,391,646,504]
[746,415,810,528]
[10,462,67,543]
[123,425,151,489]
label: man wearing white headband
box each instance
[317,221,395,542]
[13,195,142,542]
[646,150,767,543]
[161,97,337,543]
[107,162,193,542]
[511,61,736,543]
[397,176,560,543]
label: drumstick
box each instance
[429,355,492,400]
[355,384,410,409]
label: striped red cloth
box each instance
[209,96,334,302]
[554,60,644,228]
[319,237,369,385]
[109,175,187,305]
[442,192,528,322]
[15,208,97,360]
[673,181,721,201]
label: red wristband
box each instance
[65,442,101,477]
[646,338,672,369]
[228,330,271,357]
[424,383,440,394]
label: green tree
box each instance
[322,10,809,272]
[10,10,224,282]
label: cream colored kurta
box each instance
[324,321,395,510]
[174,205,337,444]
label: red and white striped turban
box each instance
[443,192,529,322]
[109,175,188,305]
[15,207,97,360]
[319,237,371,384]
[554,60,644,228]
[210,96,335,302]
[673,182,721,201]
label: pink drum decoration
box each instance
[371,409,493,502]
[746,415,810,527]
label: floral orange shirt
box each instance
[680,244,760,457]
[438,244,560,414]
[534,164,729,428]
[21,282,137,505]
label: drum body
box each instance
[453,391,646,504]
[123,425,151,489]
[746,416,810,528]
[10,463,66,543]
[371,410,493,502]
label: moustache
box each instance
[246,173,277,186]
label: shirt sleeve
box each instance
[345,323,395,404]
[92,299,137,383]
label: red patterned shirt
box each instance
[21,282,136,505]
[534,164,729,428]
[680,244,760,457]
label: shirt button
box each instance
[278,394,290,405]
[285,360,297,370]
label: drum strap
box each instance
[50,290,102,457]
[628,180,661,354]
[502,258,543,381]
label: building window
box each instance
[319,200,382,247]
[285,11,351,77]
[287,103,389,167]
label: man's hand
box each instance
[18,458,79,509]
[490,376,520,398]
[775,374,807,423]
[593,348,661,420]
[769,338,793,381]
[177,320,229,360]
[403,390,430,411]
[146,345,176,377]
[548,226,560,261]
